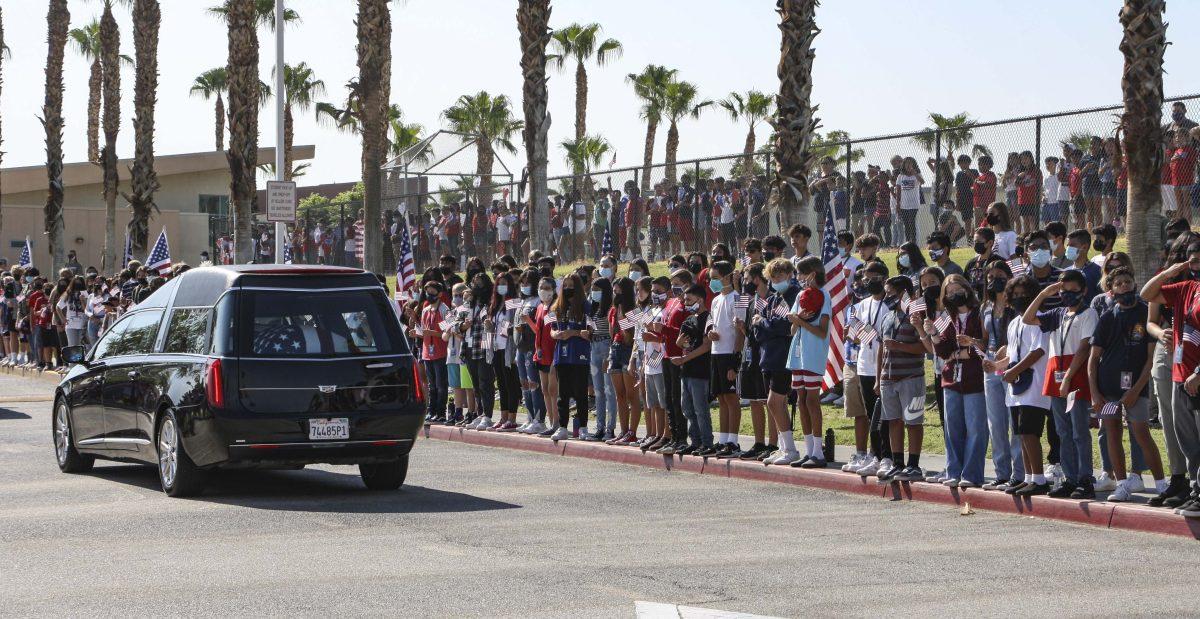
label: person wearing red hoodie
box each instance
[651,268,694,455]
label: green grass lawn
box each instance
[405,238,1159,469]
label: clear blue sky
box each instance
[3,0,1198,188]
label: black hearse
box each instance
[53,265,423,497]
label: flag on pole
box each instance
[394,215,417,297]
[282,232,293,264]
[16,236,31,268]
[122,233,133,268]
[820,206,851,394]
[146,229,172,275]
[601,226,613,257]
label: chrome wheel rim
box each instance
[158,417,178,488]
[54,403,70,465]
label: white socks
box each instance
[778,431,797,454]
[1033,474,1047,484]
[1025,474,1034,483]
[1156,478,1168,493]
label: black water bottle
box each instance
[824,428,835,462]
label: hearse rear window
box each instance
[239,288,408,357]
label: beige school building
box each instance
[0,145,314,271]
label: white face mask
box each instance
[538,290,554,303]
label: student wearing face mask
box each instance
[845,261,891,476]
[984,202,1018,259]
[1089,224,1118,269]
[925,231,963,276]
[995,276,1051,496]
[735,263,776,461]
[1025,231,1062,311]
[1087,267,1166,502]
[786,256,833,468]
[930,275,988,487]
[687,252,711,306]
[486,272,523,432]
[461,274,497,430]
[1044,221,1073,270]
[753,259,802,465]
[653,269,696,455]
[896,242,927,286]
[964,228,997,297]
[606,277,642,445]
[1022,269,1098,499]
[873,275,926,483]
[583,277,616,441]
[526,278,559,436]
[705,261,743,457]
[762,235,787,265]
[632,277,673,451]
[672,285,714,455]
[626,258,649,284]
[979,262,1024,490]
[548,273,593,441]
[417,282,450,423]
[513,269,547,433]
[597,255,617,282]
[1063,229,1102,303]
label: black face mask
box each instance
[763,251,777,261]
[742,282,758,295]
[1010,296,1031,312]
[1059,290,1081,309]
[540,267,553,278]
[1116,291,1138,306]
[923,285,941,306]
[883,295,900,310]
[974,241,988,255]
[561,288,575,298]
[945,293,968,309]
[1093,239,1107,252]
[865,279,884,295]
[441,265,455,277]
[988,278,1008,294]
[688,262,703,274]
[985,214,999,226]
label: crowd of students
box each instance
[397,198,1200,516]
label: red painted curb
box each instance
[421,424,1199,539]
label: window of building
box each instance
[198,194,230,215]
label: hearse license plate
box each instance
[308,418,349,441]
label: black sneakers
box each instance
[1048,481,1077,498]
[1149,476,1190,507]
[1069,481,1096,500]
[1015,482,1051,496]
[756,445,779,462]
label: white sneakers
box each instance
[549,427,571,441]
[1106,479,1133,502]
[1046,463,1064,488]
[941,477,960,487]
[855,457,880,477]
[842,453,863,472]
[1125,474,1146,493]
[875,458,895,479]
[1094,472,1118,492]
[764,450,801,466]
[527,420,547,435]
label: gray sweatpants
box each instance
[1170,381,1200,489]
[1152,343,1187,477]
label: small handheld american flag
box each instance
[1007,259,1027,278]
[734,294,750,311]
[932,313,952,336]
[1098,402,1121,418]
[773,302,789,318]
[909,298,927,315]
[618,315,635,331]
[1184,327,1200,347]
[755,296,768,312]
[858,325,878,347]
[438,319,453,331]
[505,298,523,311]
[16,236,31,268]
[146,228,172,275]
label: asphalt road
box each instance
[0,375,1196,617]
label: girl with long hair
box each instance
[549,273,592,441]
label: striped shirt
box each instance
[880,308,923,382]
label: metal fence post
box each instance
[934,128,942,230]
[1034,115,1042,170]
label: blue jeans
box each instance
[943,389,989,484]
[983,373,1023,481]
[1098,418,1146,474]
[681,377,713,448]
[1050,395,1094,484]
[421,359,448,419]
[516,350,546,422]
[589,340,616,435]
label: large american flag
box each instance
[353,220,365,262]
[16,236,31,267]
[601,226,613,257]
[146,228,172,275]
[122,233,133,268]
[395,215,417,296]
[820,207,851,393]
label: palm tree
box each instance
[387,108,427,163]
[548,22,622,147]
[626,64,675,193]
[208,0,299,29]
[1120,0,1166,283]
[719,90,774,182]
[69,21,102,164]
[561,134,611,201]
[661,79,711,184]
[355,0,392,274]
[770,0,821,230]
[442,92,524,211]
[100,1,122,272]
[43,0,70,273]
[435,175,476,205]
[517,0,552,251]
[190,68,228,151]
[225,0,259,263]
[279,62,325,181]
[810,130,864,167]
[122,0,160,254]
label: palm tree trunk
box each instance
[214,93,224,151]
[100,2,121,272]
[1120,0,1167,284]
[86,57,101,164]
[124,0,160,253]
[43,0,70,274]
[574,60,587,143]
[664,120,679,185]
[476,137,493,212]
[770,0,820,231]
[357,0,392,274]
[640,117,657,193]
[225,0,258,263]
[284,104,294,181]
[742,128,756,181]
[517,0,552,252]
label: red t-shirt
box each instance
[972,170,997,209]
[1161,279,1200,382]
[419,302,448,361]
[1069,166,1083,197]
[1016,169,1041,206]
[608,306,624,345]
[874,178,891,216]
[532,304,555,366]
[28,291,49,328]
[660,297,687,357]
[1170,146,1198,186]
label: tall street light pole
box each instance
[273,0,287,263]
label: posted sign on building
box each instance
[266,181,297,223]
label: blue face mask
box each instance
[772,280,790,293]
[590,290,602,302]
[520,285,532,296]
[599,267,614,279]
[1065,246,1079,261]
[898,254,911,269]
[629,270,643,281]
[709,279,724,294]
[496,284,509,296]
[1029,249,1051,268]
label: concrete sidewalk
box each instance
[424,422,1200,540]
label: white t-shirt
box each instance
[993,230,1018,260]
[1005,320,1050,409]
[853,296,889,377]
[643,306,665,376]
[841,255,864,276]
[717,194,735,224]
[1043,173,1061,204]
[1041,306,1098,359]
[497,214,514,241]
[896,174,921,210]
[1057,163,1074,202]
[708,291,739,355]
[572,202,588,232]
[1090,253,1107,268]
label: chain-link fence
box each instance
[368,93,1200,270]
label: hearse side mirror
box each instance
[61,345,87,365]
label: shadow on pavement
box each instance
[89,464,520,514]
[0,407,32,420]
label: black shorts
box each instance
[1013,405,1048,436]
[738,358,767,401]
[710,354,738,395]
[536,363,551,374]
[40,327,59,348]
[1072,195,1087,214]
[763,369,792,396]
